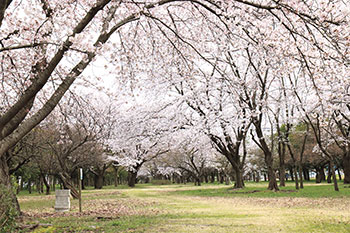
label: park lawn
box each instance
[17,182,350,232]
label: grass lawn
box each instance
[16,181,350,232]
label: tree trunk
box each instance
[343,152,350,184]
[28,179,32,194]
[278,143,286,187]
[315,165,325,183]
[210,172,215,183]
[303,168,310,181]
[114,166,119,187]
[298,164,304,189]
[219,172,224,184]
[327,162,332,183]
[279,166,286,187]
[294,166,299,190]
[265,152,279,190]
[195,178,201,186]
[233,168,244,189]
[94,173,104,189]
[330,160,339,191]
[0,155,20,214]
[128,171,137,187]
[41,173,50,195]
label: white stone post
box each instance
[54,189,71,212]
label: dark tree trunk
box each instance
[343,152,350,184]
[330,160,339,191]
[278,143,286,187]
[219,173,224,184]
[195,178,201,186]
[265,152,279,190]
[233,168,244,189]
[114,166,119,187]
[315,165,325,183]
[81,176,85,190]
[128,171,138,187]
[28,179,32,194]
[41,173,50,195]
[279,166,286,187]
[298,164,304,189]
[327,162,332,183]
[94,174,104,189]
[294,166,299,190]
[0,155,20,213]
[210,172,215,183]
[303,168,310,181]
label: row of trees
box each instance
[9,89,349,196]
[1,0,350,223]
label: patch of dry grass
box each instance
[17,183,350,232]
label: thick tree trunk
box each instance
[94,174,104,189]
[210,172,215,183]
[128,171,137,187]
[315,165,326,183]
[303,168,310,181]
[233,168,244,189]
[0,155,20,214]
[265,152,279,191]
[219,172,224,184]
[267,169,278,190]
[343,152,350,184]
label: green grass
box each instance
[17,181,350,232]
[170,181,350,198]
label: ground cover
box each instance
[16,181,350,232]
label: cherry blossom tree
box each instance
[1,0,349,220]
[164,129,219,186]
[108,92,182,187]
